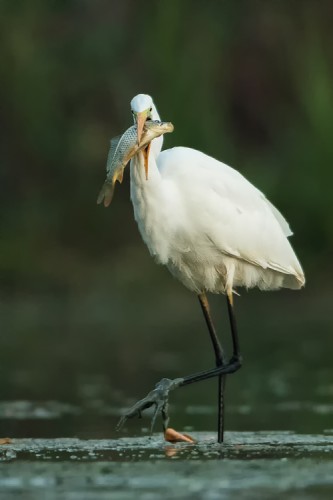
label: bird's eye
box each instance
[149,107,152,112]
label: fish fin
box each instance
[96,180,115,208]
[115,168,124,184]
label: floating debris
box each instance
[164,428,196,444]
[0,438,12,445]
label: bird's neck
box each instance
[150,134,163,158]
[130,149,161,195]
[129,103,169,257]
[130,148,168,260]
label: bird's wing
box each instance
[158,147,303,282]
[262,198,292,237]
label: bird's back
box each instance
[154,147,305,293]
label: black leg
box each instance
[179,354,242,385]
[117,293,243,439]
[198,293,226,443]
[226,291,241,361]
[181,291,242,385]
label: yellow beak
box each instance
[143,142,151,180]
[136,110,148,144]
[135,110,151,180]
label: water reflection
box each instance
[0,289,332,439]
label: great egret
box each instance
[115,93,305,443]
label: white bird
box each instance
[116,93,305,443]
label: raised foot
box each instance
[117,377,183,434]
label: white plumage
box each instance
[130,94,305,297]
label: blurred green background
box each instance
[1,1,333,436]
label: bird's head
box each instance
[130,94,159,144]
[130,94,161,179]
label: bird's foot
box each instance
[116,377,183,434]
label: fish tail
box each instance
[97,180,115,208]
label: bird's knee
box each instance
[230,354,243,371]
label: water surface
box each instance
[0,289,332,498]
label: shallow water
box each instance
[0,289,333,498]
[1,431,333,499]
[1,402,333,499]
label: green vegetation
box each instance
[1,2,333,420]
[1,2,332,292]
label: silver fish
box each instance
[97,120,174,207]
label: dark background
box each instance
[1,1,332,435]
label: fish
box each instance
[97,120,174,207]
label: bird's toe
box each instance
[116,377,183,433]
